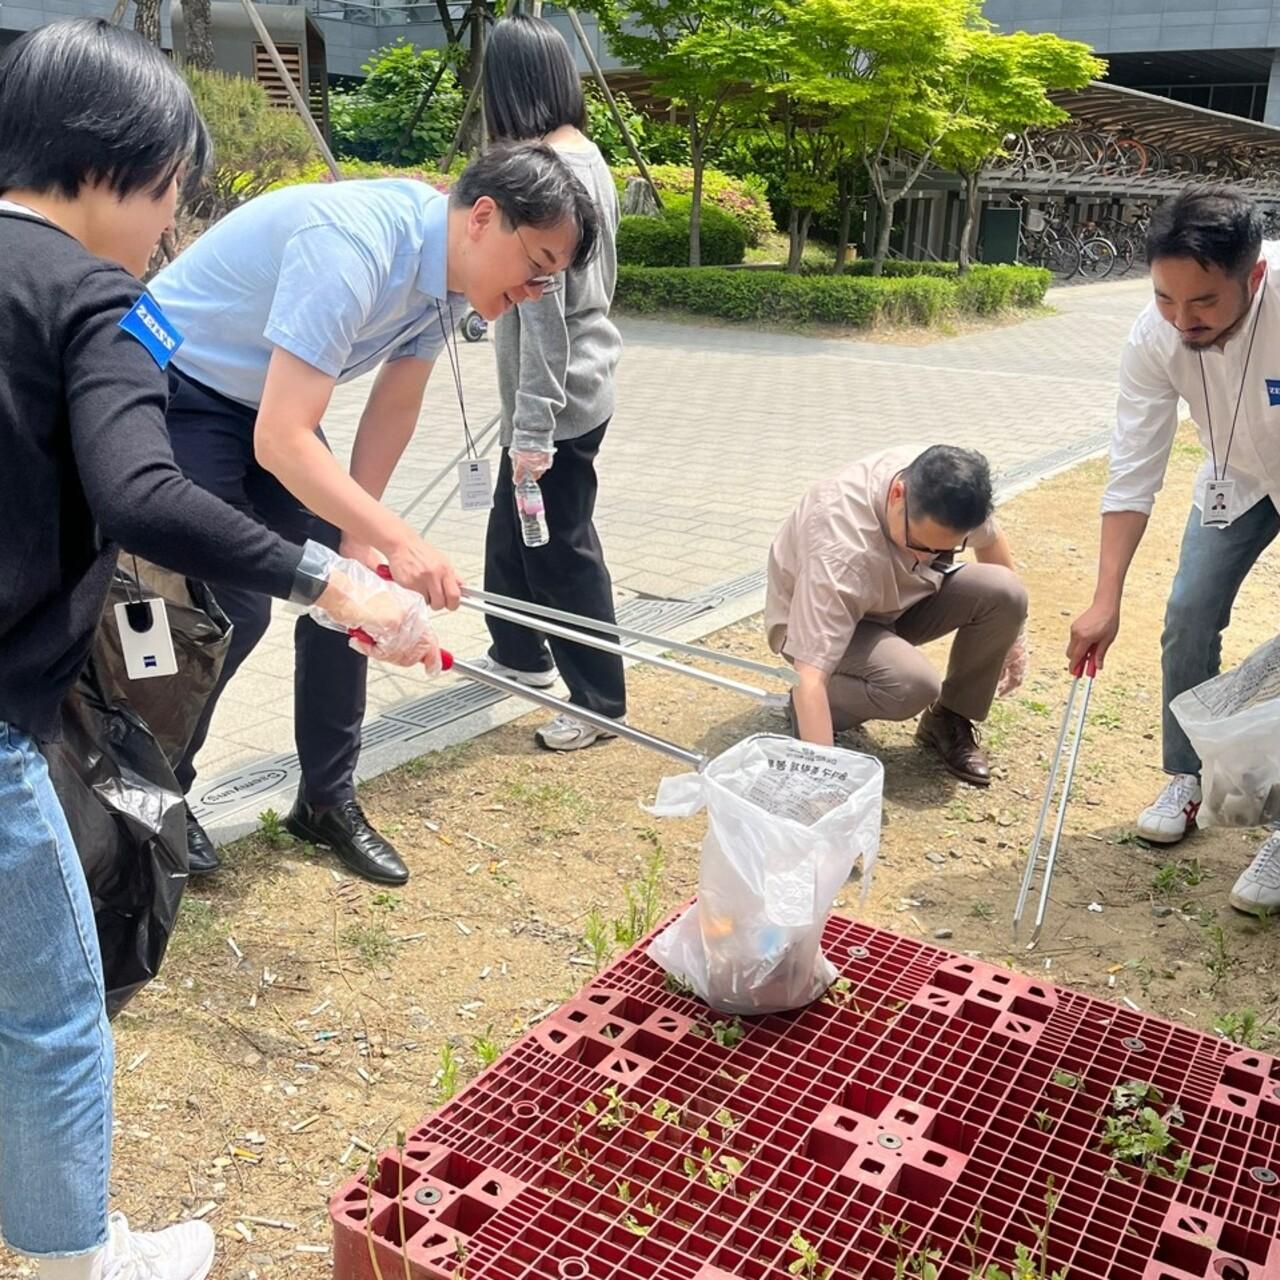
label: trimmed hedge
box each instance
[617,196,747,268]
[842,259,960,279]
[614,264,1049,328]
[615,164,774,245]
[954,264,1052,314]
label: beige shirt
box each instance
[764,446,999,673]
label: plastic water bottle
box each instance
[515,476,548,547]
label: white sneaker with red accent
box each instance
[1135,774,1202,844]
[1229,830,1280,916]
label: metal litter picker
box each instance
[1013,647,1098,946]
[349,566,798,769]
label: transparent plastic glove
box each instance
[309,556,441,672]
[997,628,1028,698]
[512,448,554,484]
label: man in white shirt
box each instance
[1068,188,1280,914]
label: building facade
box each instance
[983,0,1280,124]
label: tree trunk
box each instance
[834,170,854,270]
[133,0,161,45]
[958,169,980,273]
[391,56,448,164]
[873,193,894,277]
[134,0,162,44]
[182,0,216,69]
[786,207,803,273]
[689,130,704,269]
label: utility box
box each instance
[979,206,1022,265]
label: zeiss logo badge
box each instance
[1267,379,1280,406]
[143,655,158,670]
[118,293,183,370]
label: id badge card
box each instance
[113,598,178,679]
[458,458,493,511]
[1202,479,1237,528]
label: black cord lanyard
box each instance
[434,298,477,457]
[1197,275,1266,483]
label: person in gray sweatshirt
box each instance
[474,14,626,750]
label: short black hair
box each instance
[902,445,993,533]
[451,142,600,271]
[1146,187,1263,279]
[483,15,586,143]
[0,17,210,201]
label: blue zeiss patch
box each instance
[118,293,183,370]
[1267,378,1280,407]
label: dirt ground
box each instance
[3,431,1277,1279]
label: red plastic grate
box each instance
[330,915,1280,1280]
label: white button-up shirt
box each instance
[1103,240,1280,518]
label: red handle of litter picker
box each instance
[346,563,453,669]
[1071,646,1098,680]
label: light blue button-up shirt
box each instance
[151,179,466,406]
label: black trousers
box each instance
[166,372,366,806]
[483,421,626,718]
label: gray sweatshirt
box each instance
[495,141,622,452]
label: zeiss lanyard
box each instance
[434,298,479,459]
[1197,274,1266,484]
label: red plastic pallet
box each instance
[330,915,1280,1280]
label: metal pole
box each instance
[451,656,704,768]
[464,586,798,685]
[459,597,776,703]
[564,7,663,211]
[397,412,501,523]
[236,0,342,180]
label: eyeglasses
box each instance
[900,477,969,556]
[514,224,563,295]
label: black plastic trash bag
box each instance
[43,563,232,1018]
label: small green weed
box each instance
[341,921,394,968]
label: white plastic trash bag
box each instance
[1172,634,1280,828]
[646,734,884,1016]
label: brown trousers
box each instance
[828,563,1027,731]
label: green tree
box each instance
[329,41,465,167]
[934,31,1103,269]
[184,68,315,221]
[582,0,785,266]
[784,0,980,276]
[584,82,652,167]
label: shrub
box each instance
[269,158,452,192]
[614,264,1048,327]
[614,164,774,245]
[328,40,464,167]
[955,264,1052,313]
[183,67,314,220]
[617,196,747,267]
[842,259,960,279]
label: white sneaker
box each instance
[102,1212,215,1280]
[1229,830,1280,916]
[469,655,558,689]
[535,713,620,751]
[1135,773,1202,844]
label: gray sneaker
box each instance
[535,713,620,751]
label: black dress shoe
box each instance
[185,805,221,875]
[284,799,408,885]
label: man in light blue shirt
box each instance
[151,144,600,883]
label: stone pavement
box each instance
[193,277,1150,814]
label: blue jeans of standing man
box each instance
[1162,498,1280,775]
[0,721,113,1258]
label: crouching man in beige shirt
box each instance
[765,444,1028,786]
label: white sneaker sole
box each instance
[474,660,559,689]
[536,728,617,752]
[1133,825,1188,846]
[1228,890,1278,917]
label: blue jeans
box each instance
[1162,499,1280,775]
[0,722,112,1257]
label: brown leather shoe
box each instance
[915,704,991,787]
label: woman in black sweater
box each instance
[0,21,434,1280]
